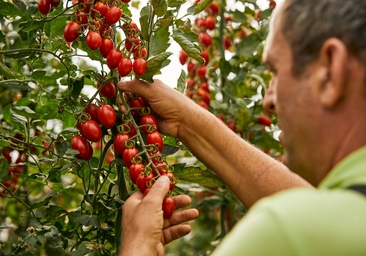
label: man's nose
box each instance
[263,82,276,114]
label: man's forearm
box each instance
[178,105,313,207]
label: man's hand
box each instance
[120,176,199,256]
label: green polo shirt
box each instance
[212,146,366,256]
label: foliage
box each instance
[0,0,282,255]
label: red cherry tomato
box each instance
[98,104,116,128]
[200,50,210,65]
[133,47,148,59]
[197,88,211,105]
[129,163,145,184]
[179,50,188,65]
[64,21,80,42]
[118,58,133,77]
[199,32,212,47]
[92,1,109,18]
[223,35,232,49]
[136,171,154,192]
[85,103,100,123]
[139,114,158,133]
[74,10,88,25]
[105,6,122,25]
[98,80,116,98]
[196,66,207,78]
[161,172,176,191]
[78,0,93,13]
[128,97,146,120]
[49,0,61,8]
[114,133,130,156]
[125,37,140,52]
[38,0,51,14]
[146,131,163,152]
[86,31,102,50]
[133,58,147,76]
[205,16,216,30]
[99,38,114,58]
[123,147,139,168]
[82,120,102,142]
[106,49,123,69]
[162,196,175,218]
[71,135,91,160]
[257,113,272,126]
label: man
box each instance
[118,0,366,254]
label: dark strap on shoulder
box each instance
[347,185,366,196]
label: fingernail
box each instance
[157,175,169,183]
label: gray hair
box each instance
[282,0,366,76]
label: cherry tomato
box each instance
[122,21,139,36]
[85,139,94,160]
[227,119,237,133]
[105,6,122,25]
[128,97,146,120]
[136,171,154,192]
[92,1,109,18]
[129,163,144,184]
[199,32,212,47]
[146,131,163,152]
[85,103,100,123]
[269,0,276,9]
[98,80,116,98]
[239,28,247,38]
[196,66,207,78]
[121,0,131,3]
[2,147,12,163]
[78,0,93,13]
[114,133,130,156]
[123,147,139,168]
[223,35,232,49]
[106,49,122,69]
[205,16,216,30]
[64,21,80,42]
[118,58,133,77]
[208,1,219,15]
[161,172,176,191]
[139,114,158,133]
[162,196,175,218]
[99,38,114,58]
[71,135,91,160]
[49,0,61,7]
[133,47,147,59]
[82,120,102,142]
[197,88,211,105]
[133,58,147,76]
[89,19,104,34]
[257,113,272,126]
[198,81,209,92]
[98,104,116,128]
[74,10,88,25]
[200,50,210,65]
[197,100,208,110]
[179,50,188,65]
[187,61,196,74]
[86,31,102,50]
[38,0,51,15]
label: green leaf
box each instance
[46,205,67,218]
[48,167,62,183]
[69,246,92,256]
[176,69,186,93]
[232,10,248,23]
[30,197,52,209]
[150,22,170,56]
[219,58,232,77]
[162,144,179,156]
[172,30,204,64]
[237,33,261,57]
[12,106,40,119]
[140,5,152,41]
[196,195,223,209]
[55,140,69,157]
[139,52,172,82]
[73,215,106,229]
[70,77,84,100]
[194,0,213,15]
[0,0,28,18]
[173,163,223,187]
[151,0,167,17]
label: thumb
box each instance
[144,175,170,204]
[117,79,151,96]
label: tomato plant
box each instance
[0,0,281,254]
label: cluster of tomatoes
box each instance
[1,146,24,196]
[117,96,176,218]
[61,0,147,77]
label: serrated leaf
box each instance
[172,30,204,64]
[140,5,152,41]
[139,52,172,82]
[176,69,186,93]
[173,163,223,187]
[150,22,170,56]
[152,0,167,17]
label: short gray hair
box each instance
[282,0,366,76]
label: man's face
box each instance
[262,2,322,184]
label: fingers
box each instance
[143,175,170,206]
[172,194,192,209]
[163,208,199,228]
[117,79,153,97]
[162,224,192,245]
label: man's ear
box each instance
[317,38,348,108]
